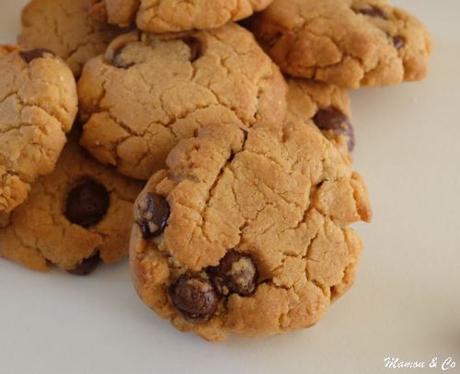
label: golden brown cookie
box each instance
[0,139,143,274]
[78,24,287,180]
[19,0,124,77]
[130,121,372,341]
[287,79,354,159]
[93,0,273,33]
[250,0,432,88]
[0,46,77,215]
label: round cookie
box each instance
[287,79,354,159]
[19,0,124,77]
[78,23,287,180]
[249,0,432,88]
[130,122,372,341]
[0,46,77,214]
[92,0,273,33]
[0,138,143,274]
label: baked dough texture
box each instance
[19,0,123,77]
[130,121,372,341]
[93,0,273,33]
[287,78,354,159]
[78,24,287,180]
[0,46,77,214]
[250,0,432,88]
[0,139,143,273]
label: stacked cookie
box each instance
[0,0,431,340]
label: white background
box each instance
[0,1,459,373]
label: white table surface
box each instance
[0,1,459,373]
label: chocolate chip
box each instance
[313,107,348,130]
[392,35,405,49]
[208,250,258,296]
[65,178,110,228]
[135,193,170,239]
[169,274,218,322]
[67,254,101,276]
[353,6,388,19]
[313,107,355,152]
[183,37,203,62]
[19,48,54,63]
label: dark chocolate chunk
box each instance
[393,35,405,49]
[313,107,355,152]
[135,193,170,238]
[169,274,218,322]
[65,178,110,228]
[353,6,388,19]
[68,254,101,276]
[208,250,258,296]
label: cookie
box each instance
[19,0,124,77]
[92,0,273,33]
[249,0,432,88]
[130,121,372,341]
[287,79,354,159]
[0,138,143,274]
[78,24,287,180]
[0,46,77,214]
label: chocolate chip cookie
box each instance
[19,0,124,77]
[0,46,77,215]
[130,122,372,341]
[78,24,287,180]
[287,79,354,159]
[92,0,273,33]
[0,138,143,274]
[250,0,432,88]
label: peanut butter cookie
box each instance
[250,0,432,88]
[19,0,123,77]
[78,24,286,180]
[93,0,273,33]
[0,139,143,274]
[130,122,372,340]
[0,46,77,214]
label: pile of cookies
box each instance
[0,0,431,340]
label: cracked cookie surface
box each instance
[0,46,77,214]
[287,79,354,160]
[19,0,124,77]
[78,23,287,180]
[93,0,273,33]
[0,138,143,274]
[130,121,372,341]
[249,0,432,88]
